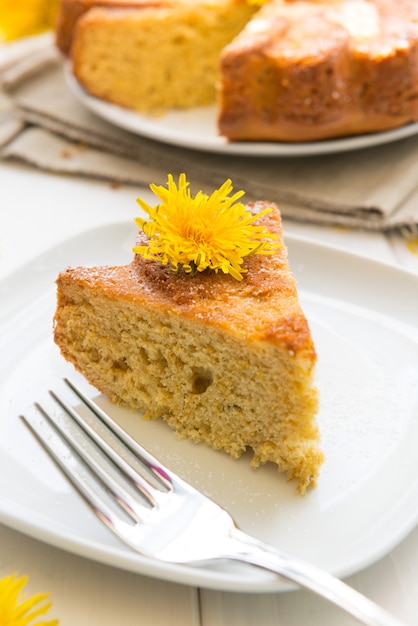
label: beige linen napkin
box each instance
[2,35,418,235]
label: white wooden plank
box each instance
[0,524,200,626]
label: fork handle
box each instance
[228,528,406,626]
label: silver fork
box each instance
[20,378,406,626]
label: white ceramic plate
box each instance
[1,223,418,592]
[66,70,418,157]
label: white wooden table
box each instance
[1,161,417,626]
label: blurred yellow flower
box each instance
[0,0,58,42]
[0,574,58,626]
[134,173,279,281]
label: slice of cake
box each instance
[54,176,323,492]
[69,0,257,113]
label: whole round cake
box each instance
[55,0,418,141]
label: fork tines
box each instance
[20,378,176,528]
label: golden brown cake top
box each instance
[228,0,418,60]
[218,0,418,141]
[61,201,315,359]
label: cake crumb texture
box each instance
[70,0,256,113]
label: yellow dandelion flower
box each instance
[0,0,58,42]
[134,174,279,281]
[0,574,58,626]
